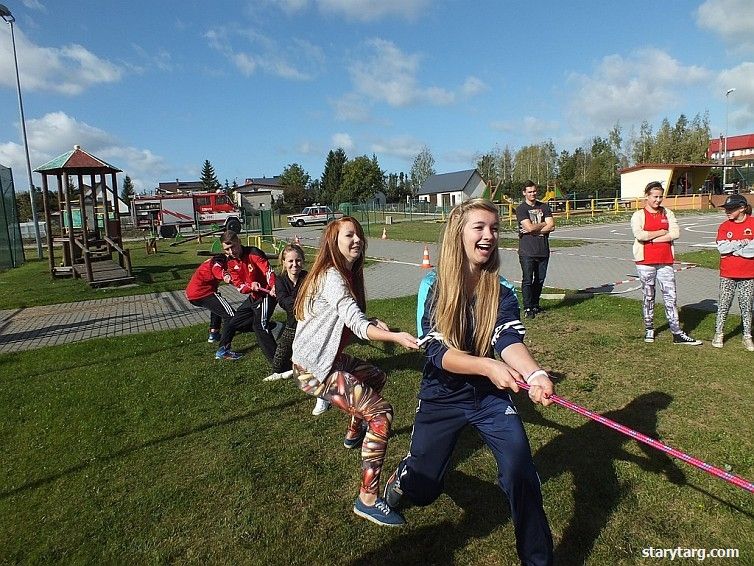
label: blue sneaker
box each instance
[215,347,242,360]
[207,331,221,343]
[353,497,405,527]
[344,422,367,449]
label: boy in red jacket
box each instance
[216,231,277,361]
[185,254,235,343]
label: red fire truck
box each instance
[132,192,242,237]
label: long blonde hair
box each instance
[293,216,367,320]
[434,199,500,356]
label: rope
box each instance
[518,381,754,494]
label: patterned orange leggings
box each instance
[295,353,392,495]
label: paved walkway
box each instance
[0,225,731,353]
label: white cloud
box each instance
[332,93,372,122]
[316,0,429,22]
[22,0,46,11]
[278,0,310,14]
[717,63,754,128]
[461,76,487,97]
[490,116,559,138]
[296,140,320,155]
[0,26,123,95]
[697,0,754,52]
[347,39,465,109]
[331,133,355,152]
[204,25,321,81]
[566,48,712,135]
[0,112,170,193]
[131,44,174,72]
[369,135,423,161]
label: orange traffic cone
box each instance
[294,234,301,245]
[420,244,432,269]
[381,227,387,240]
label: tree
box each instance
[279,163,312,211]
[282,185,310,211]
[409,146,436,198]
[477,149,501,186]
[279,163,311,191]
[652,118,673,163]
[631,120,654,165]
[121,175,135,206]
[200,160,221,191]
[340,154,385,203]
[15,187,44,222]
[320,148,347,205]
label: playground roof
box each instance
[35,145,122,174]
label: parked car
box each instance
[287,205,343,227]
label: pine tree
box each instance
[121,175,135,205]
[200,160,221,191]
[321,148,347,205]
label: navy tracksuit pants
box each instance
[396,392,553,566]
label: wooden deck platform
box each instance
[73,260,136,287]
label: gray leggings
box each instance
[715,277,754,337]
[636,264,681,333]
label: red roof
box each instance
[707,133,754,157]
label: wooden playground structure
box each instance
[35,145,134,287]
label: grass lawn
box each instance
[360,219,585,249]
[0,239,292,310]
[1,295,752,564]
[677,249,720,271]
[3,232,565,310]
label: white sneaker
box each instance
[312,397,331,416]
[711,333,724,348]
[743,336,754,352]
[263,369,294,382]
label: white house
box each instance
[235,176,285,212]
[417,169,486,208]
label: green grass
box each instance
[677,249,720,270]
[3,230,571,310]
[368,220,585,249]
[1,296,752,564]
[0,239,289,310]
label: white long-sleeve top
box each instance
[292,267,373,382]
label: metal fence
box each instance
[0,165,25,269]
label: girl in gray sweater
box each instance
[292,217,418,527]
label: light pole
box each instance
[1,3,43,258]
[723,87,736,190]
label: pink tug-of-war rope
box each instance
[517,381,754,494]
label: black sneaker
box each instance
[524,309,535,319]
[672,332,702,346]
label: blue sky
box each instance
[1,0,753,193]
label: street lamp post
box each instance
[723,87,736,191]
[1,3,43,258]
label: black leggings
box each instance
[271,324,296,373]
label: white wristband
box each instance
[525,369,548,384]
